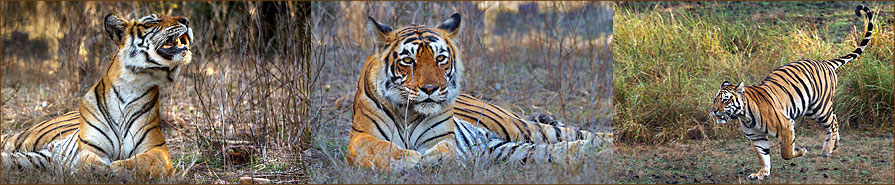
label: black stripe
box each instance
[48,126,79,142]
[93,80,121,142]
[454,107,509,139]
[403,37,419,44]
[128,125,159,158]
[141,50,161,66]
[454,120,473,147]
[552,125,562,141]
[112,85,125,103]
[414,116,452,145]
[33,123,79,150]
[363,110,391,142]
[152,141,167,148]
[35,151,51,168]
[123,93,159,139]
[490,140,509,154]
[79,137,109,156]
[82,112,116,149]
[749,137,768,141]
[25,153,39,168]
[538,124,550,143]
[511,118,532,142]
[126,88,154,107]
[419,131,453,146]
[351,126,364,133]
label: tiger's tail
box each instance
[1,131,79,171]
[2,150,55,170]
[830,4,874,69]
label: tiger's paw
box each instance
[392,150,422,170]
[109,160,127,174]
[529,113,564,127]
[747,169,770,180]
[795,147,807,158]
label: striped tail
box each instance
[830,4,874,69]
[2,150,55,170]
[1,134,53,170]
[453,118,612,164]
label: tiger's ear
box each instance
[104,13,127,44]
[721,80,731,88]
[436,13,461,39]
[736,82,745,94]
[367,16,393,45]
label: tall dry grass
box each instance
[308,1,613,183]
[1,1,311,183]
[614,1,894,144]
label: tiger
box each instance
[347,12,612,170]
[1,13,192,178]
[710,5,874,180]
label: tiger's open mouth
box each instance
[711,111,730,124]
[157,32,191,60]
[161,33,190,50]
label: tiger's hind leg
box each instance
[529,113,565,127]
[819,114,840,156]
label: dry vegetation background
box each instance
[1,1,311,183]
[307,1,614,183]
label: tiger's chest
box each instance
[387,114,455,152]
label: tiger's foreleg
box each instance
[347,132,422,170]
[746,135,771,180]
[110,144,173,177]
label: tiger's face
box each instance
[105,13,193,78]
[368,13,463,115]
[711,81,745,124]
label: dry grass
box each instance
[307,1,613,183]
[1,2,311,183]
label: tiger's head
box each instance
[104,13,193,83]
[368,13,463,115]
[710,81,745,124]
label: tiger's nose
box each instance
[178,17,189,27]
[420,84,440,94]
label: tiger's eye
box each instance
[402,57,414,64]
[436,55,446,62]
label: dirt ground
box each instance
[615,130,894,184]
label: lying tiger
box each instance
[347,13,612,170]
[1,13,192,177]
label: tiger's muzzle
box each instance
[157,32,191,60]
